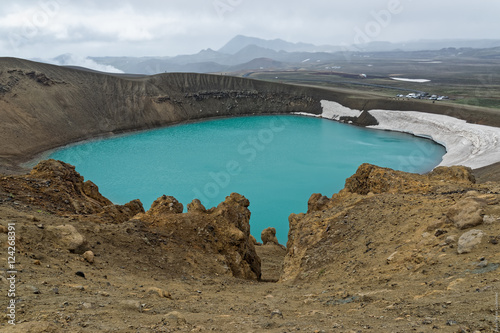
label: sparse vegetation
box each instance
[247,53,500,110]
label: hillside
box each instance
[0,58,325,173]
[0,160,499,332]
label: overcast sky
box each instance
[1,0,499,59]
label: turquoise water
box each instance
[49,115,445,244]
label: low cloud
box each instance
[35,54,124,73]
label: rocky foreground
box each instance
[0,160,499,332]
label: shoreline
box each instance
[20,112,284,170]
[2,58,500,175]
[298,100,500,170]
[25,105,500,173]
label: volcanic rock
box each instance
[136,192,261,280]
[307,193,330,213]
[82,250,94,263]
[0,159,144,222]
[457,229,485,254]
[447,197,484,229]
[281,163,495,283]
[261,227,280,246]
[46,224,89,254]
[187,199,207,213]
[147,195,184,215]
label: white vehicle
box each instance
[406,93,417,98]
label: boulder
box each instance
[344,163,430,195]
[82,250,94,263]
[164,311,187,325]
[187,199,207,213]
[447,198,484,230]
[47,224,89,254]
[307,193,330,213]
[146,287,172,298]
[457,229,485,254]
[344,164,475,195]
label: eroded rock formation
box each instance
[0,159,261,280]
[0,159,144,222]
[135,193,261,280]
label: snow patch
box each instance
[368,110,500,169]
[320,100,362,120]
[298,100,500,169]
[390,77,431,83]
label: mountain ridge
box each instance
[49,35,500,74]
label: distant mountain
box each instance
[168,48,229,65]
[228,58,285,72]
[218,35,340,54]
[81,35,500,75]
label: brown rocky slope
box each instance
[0,160,499,332]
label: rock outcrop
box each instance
[261,227,279,245]
[0,159,144,222]
[135,193,261,280]
[282,164,500,283]
[0,160,261,280]
[45,224,89,254]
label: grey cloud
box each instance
[0,0,499,59]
